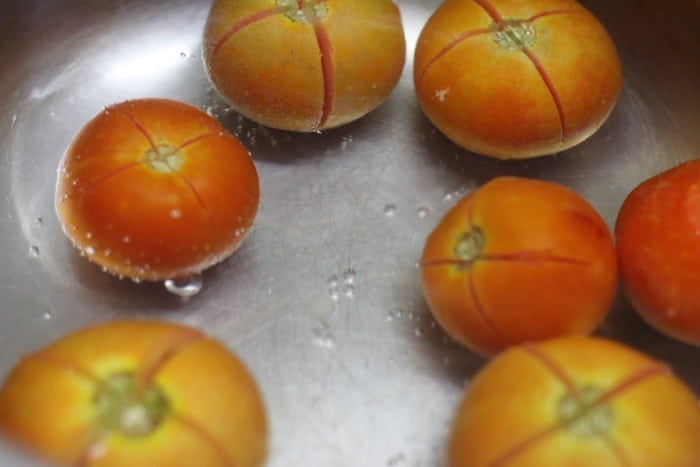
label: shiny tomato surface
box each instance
[55,98,259,281]
[420,176,617,355]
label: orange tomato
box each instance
[615,159,700,345]
[0,320,267,467]
[448,336,700,466]
[202,0,406,132]
[414,0,622,159]
[55,98,260,282]
[420,176,617,356]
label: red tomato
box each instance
[615,159,700,345]
[414,0,622,159]
[420,176,618,355]
[55,98,260,281]
[449,336,700,466]
[0,320,267,467]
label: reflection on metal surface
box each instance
[1,0,700,465]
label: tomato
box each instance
[55,98,260,282]
[414,0,622,159]
[0,320,267,467]
[202,0,406,132]
[615,159,700,345]
[448,336,700,466]
[420,176,617,356]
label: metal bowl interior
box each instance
[1,0,699,465]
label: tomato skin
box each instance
[0,320,267,467]
[420,177,617,356]
[202,0,406,131]
[615,159,700,345]
[55,98,260,281]
[414,0,622,159]
[448,336,700,467]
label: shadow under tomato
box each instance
[61,236,249,312]
[210,86,407,166]
[596,293,700,394]
[409,101,628,186]
[406,292,489,387]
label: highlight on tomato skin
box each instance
[615,159,700,346]
[447,336,700,467]
[202,0,406,132]
[420,176,618,356]
[55,98,260,282]
[0,320,268,467]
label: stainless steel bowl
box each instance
[1,0,699,465]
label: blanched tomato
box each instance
[0,320,267,467]
[420,176,617,355]
[55,98,260,281]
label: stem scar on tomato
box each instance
[94,372,170,438]
[454,226,486,268]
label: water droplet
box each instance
[122,236,131,244]
[85,232,93,240]
[344,284,355,299]
[34,217,43,226]
[327,275,339,288]
[29,245,40,258]
[383,204,397,217]
[417,207,430,219]
[84,246,96,256]
[179,52,187,58]
[169,208,182,219]
[312,325,335,348]
[414,327,423,338]
[164,275,203,299]
[343,268,356,284]
[43,311,52,320]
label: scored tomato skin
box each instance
[448,336,700,467]
[202,0,406,131]
[413,0,622,159]
[615,159,700,345]
[55,98,260,281]
[0,320,268,467]
[420,176,618,356]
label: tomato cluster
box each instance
[3,0,700,466]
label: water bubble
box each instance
[29,245,40,258]
[85,232,93,240]
[34,217,43,226]
[312,325,335,348]
[169,208,182,219]
[164,274,203,299]
[417,207,430,219]
[383,204,397,217]
[344,284,355,299]
[43,311,52,320]
[179,52,187,58]
[343,268,356,284]
[122,236,131,244]
[327,275,339,288]
[84,246,96,256]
